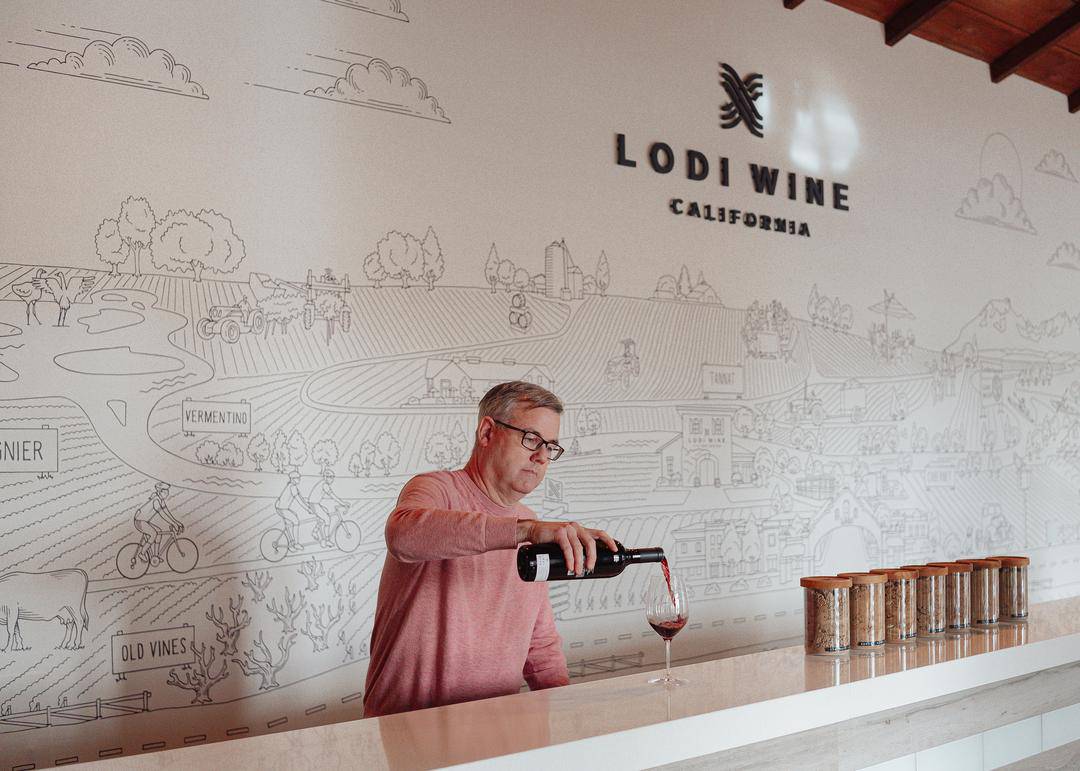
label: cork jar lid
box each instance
[837,571,886,585]
[901,564,948,577]
[869,568,917,580]
[989,555,1030,567]
[928,561,973,574]
[957,558,1001,568]
[800,575,852,590]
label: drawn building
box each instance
[677,405,734,486]
[544,239,583,301]
[421,356,555,402]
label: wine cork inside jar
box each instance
[959,558,1001,626]
[902,565,947,636]
[800,576,851,655]
[928,561,972,630]
[869,568,917,642]
[837,572,886,648]
[990,555,1030,619]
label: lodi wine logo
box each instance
[719,63,764,138]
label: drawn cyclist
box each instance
[275,469,312,549]
[134,481,184,564]
[308,468,347,547]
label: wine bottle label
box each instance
[535,553,550,581]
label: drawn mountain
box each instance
[1047,242,1080,271]
[946,298,1080,356]
[955,174,1035,235]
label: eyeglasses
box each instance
[492,419,564,461]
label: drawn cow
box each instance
[0,569,89,651]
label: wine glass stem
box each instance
[665,638,671,680]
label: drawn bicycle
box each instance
[116,527,199,579]
[259,505,361,563]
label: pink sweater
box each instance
[363,469,569,717]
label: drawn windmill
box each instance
[868,290,915,361]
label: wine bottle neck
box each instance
[626,547,665,564]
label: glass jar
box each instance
[800,576,851,655]
[838,572,886,649]
[990,555,1029,619]
[928,561,972,630]
[902,565,947,636]
[869,568,917,642]
[959,558,1001,626]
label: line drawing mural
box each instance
[320,0,409,23]
[249,51,450,123]
[1035,149,1077,183]
[1,5,1080,767]
[956,133,1036,235]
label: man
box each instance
[274,469,311,549]
[309,468,347,547]
[363,381,616,717]
[134,481,184,564]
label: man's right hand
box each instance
[516,520,618,577]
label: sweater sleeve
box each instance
[384,474,520,563]
[522,593,569,691]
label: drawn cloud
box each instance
[322,0,409,22]
[1035,150,1077,182]
[955,174,1036,235]
[305,58,448,122]
[28,36,207,99]
[1047,242,1080,271]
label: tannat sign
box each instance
[614,133,851,239]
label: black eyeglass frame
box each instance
[491,419,565,461]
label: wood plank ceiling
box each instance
[784,0,1080,114]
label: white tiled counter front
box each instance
[91,597,1080,770]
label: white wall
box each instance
[1,0,1078,764]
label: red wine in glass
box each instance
[646,568,689,686]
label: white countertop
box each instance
[97,597,1080,770]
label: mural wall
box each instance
[2,0,1079,764]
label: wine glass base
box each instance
[648,675,687,687]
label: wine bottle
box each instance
[517,541,665,581]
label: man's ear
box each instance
[476,416,495,447]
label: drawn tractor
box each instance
[509,292,531,331]
[604,338,640,387]
[196,300,265,344]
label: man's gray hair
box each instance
[478,381,563,423]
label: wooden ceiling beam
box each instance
[990,4,1080,83]
[884,0,955,47]
[1070,88,1080,114]
[783,0,806,9]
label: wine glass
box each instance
[646,569,689,686]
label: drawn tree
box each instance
[363,249,387,289]
[371,231,423,289]
[376,431,401,476]
[807,284,820,324]
[484,244,500,293]
[215,440,244,468]
[311,438,340,474]
[247,433,270,471]
[207,596,251,656]
[753,447,775,483]
[347,451,363,477]
[242,571,271,603]
[151,209,245,282]
[596,251,611,296]
[95,218,127,275]
[576,409,601,435]
[353,440,377,476]
[195,439,220,464]
[267,588,305,634]
[313,292,347,344]
[270,430,289,473]
[513,268,529,292]
[233,630,296,690]
[677,265,692,299]
[298,556,324,591]
[497,259,515,292]
[424,431,465,469]
[118,196,155,276]
[166,641,228,704]
[582,275,597,294]
[301,599,344,652]
[421,226,445,290]
[286,429,308,469]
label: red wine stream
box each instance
[661,557,675,605]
